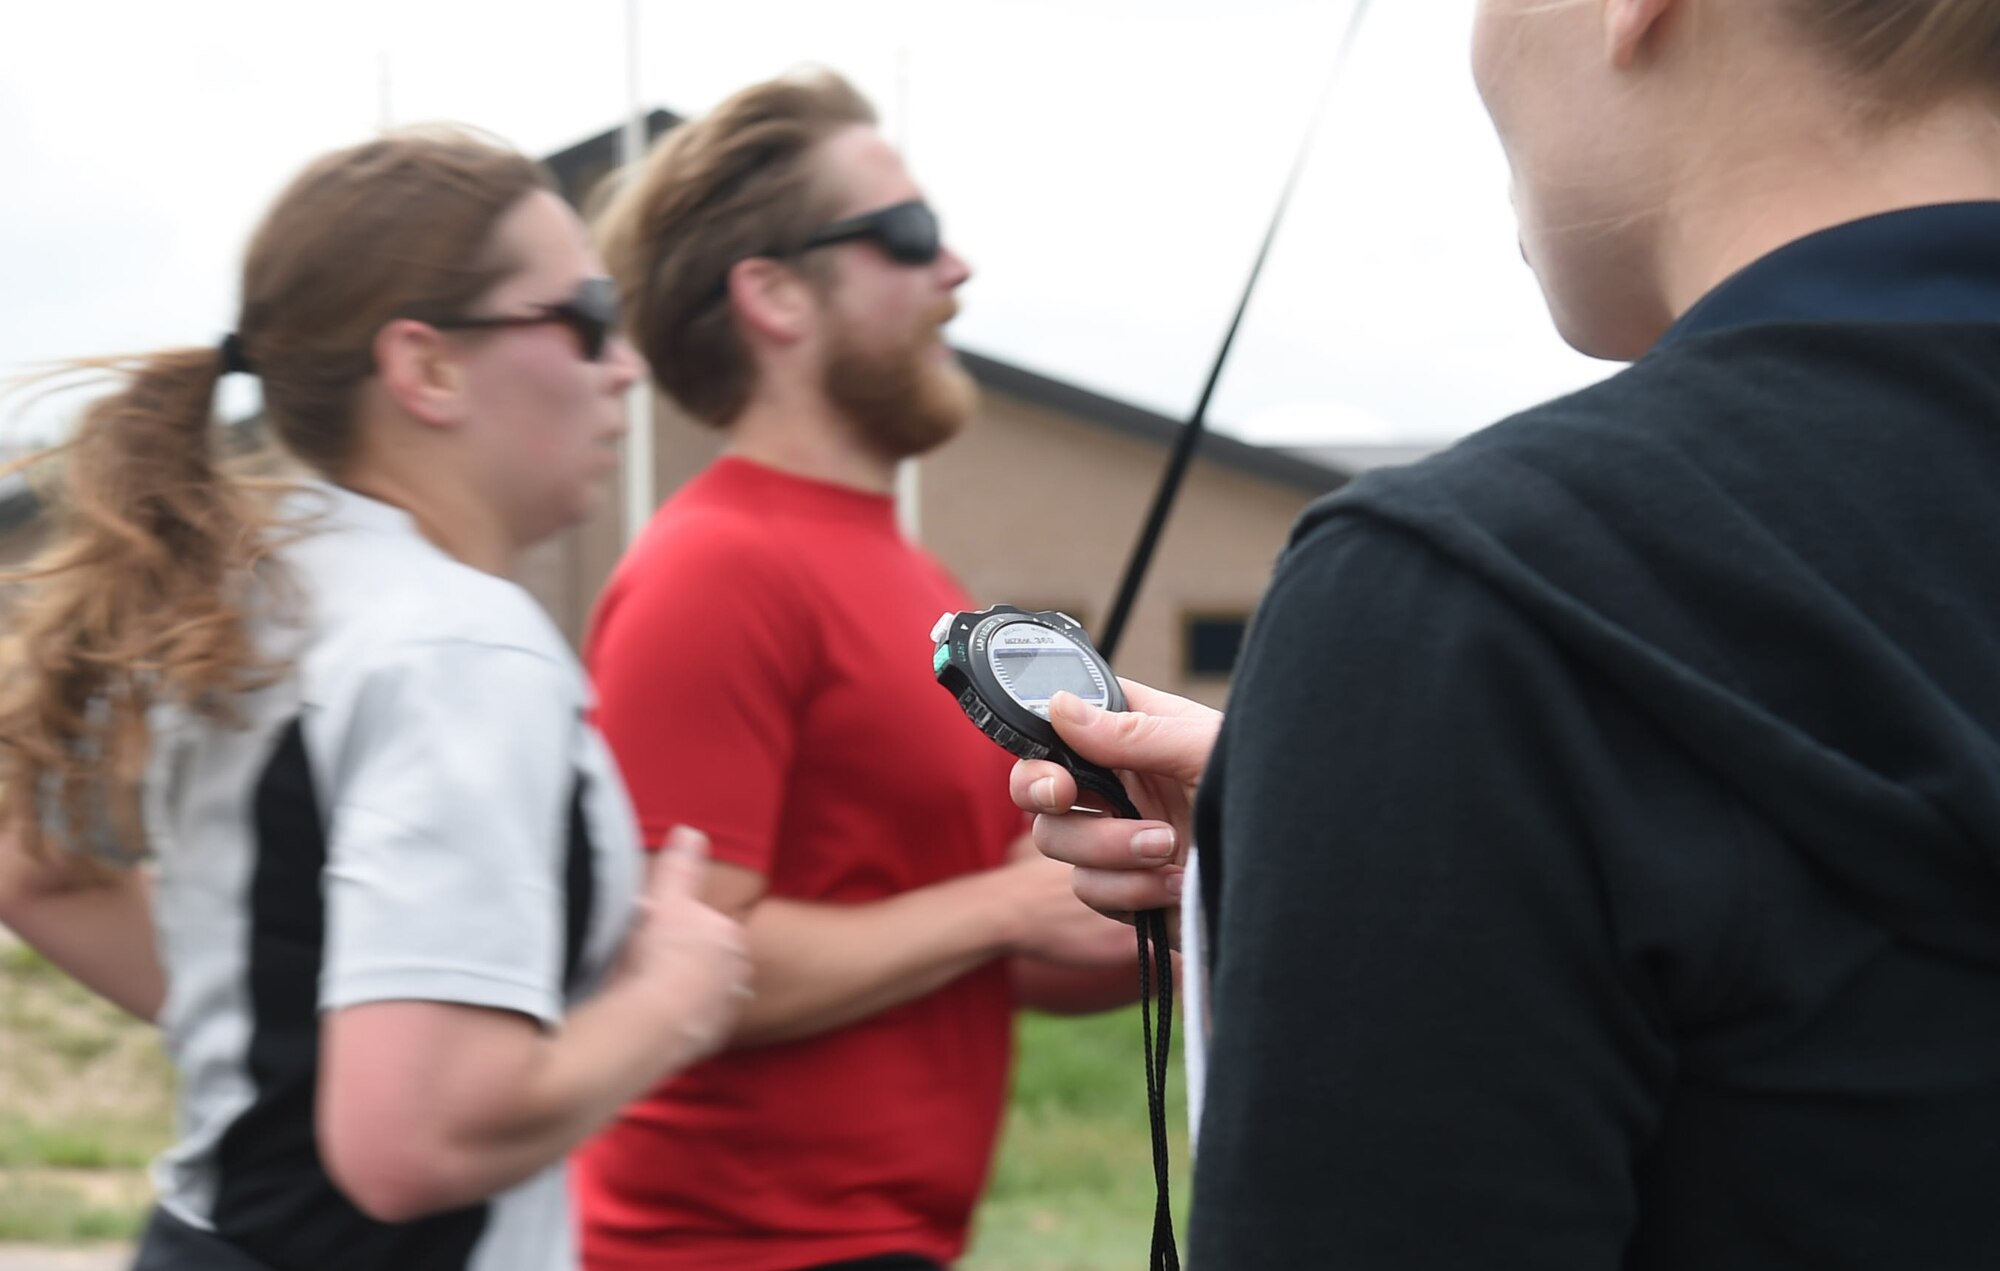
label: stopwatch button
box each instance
[929,612,956,643]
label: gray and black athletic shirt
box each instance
[142,482,641,1270]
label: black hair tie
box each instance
[218,333,255,377]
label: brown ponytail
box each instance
[1797,0,2000,111]
[0,126,552,870]
[0,348,268,869]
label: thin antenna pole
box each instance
[1096,0,1375,659]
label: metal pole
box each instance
[621,0,656,545]
[893,44,922,541]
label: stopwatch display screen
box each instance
[985,622,1111,717]
[996,649,1098,700]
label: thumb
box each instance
[1047,691,1210,783]
[647,825,712,904]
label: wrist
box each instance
[904,864,1025,960]
[980,859,1041,957]
[572,976,705,1080]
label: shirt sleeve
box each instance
[587,523,815,871]
[319,639,581,1026]
[1188,514,1690,1269]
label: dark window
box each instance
[1185,613,1250,678]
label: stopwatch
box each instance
[929,605,1126,770]
[931,603,1173,1271]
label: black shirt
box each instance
[1191,203,2000,1269]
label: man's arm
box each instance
[1005,829,1149,1014]
[1009,956,1148,1015]
[705,846,1134,1047]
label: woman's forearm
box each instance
[0,829,163,1022]
[318,974,728,1221]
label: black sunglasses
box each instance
[799,200,942,266]
[431,276,620,361]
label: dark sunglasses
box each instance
[799,200,942,266]
[431,276,620,361]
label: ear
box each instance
[373,319,468,429]
[1605,0,1678,70]
[726,256,818,348]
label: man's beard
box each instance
[822,302,978,461]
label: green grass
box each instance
[963,1007,1191,1271]
[0,942,173,1241]
[0,1173,151,1242]
[0,943,1192,1264]
[0,1116,157,1171]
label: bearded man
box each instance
[574,70,1138,1271]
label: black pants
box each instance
[131,1207,278,1271]
[137,1205,946,1271]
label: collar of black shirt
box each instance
[1659,200,2000,349]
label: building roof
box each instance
[955,350,1350,496]
[543,107,683,210]
[1284,441,1443,474]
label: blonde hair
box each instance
[1795,0,2000,111]
[0,128,551,869]
[595,68,876,428]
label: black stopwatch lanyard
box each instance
[1063,760,1178,1271]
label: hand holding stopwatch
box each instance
[930,604,1180,1271]
[928,606,1139,818]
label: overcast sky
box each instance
[0,0,1616,451]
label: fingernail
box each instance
[1164,871,1184,900]
[1132,827,1175,861]
[1051,691,1101,724]
[1030,777,1059,810]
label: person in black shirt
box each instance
[1013,1,2000,1267]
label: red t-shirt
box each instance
[574,456,1021,1270]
